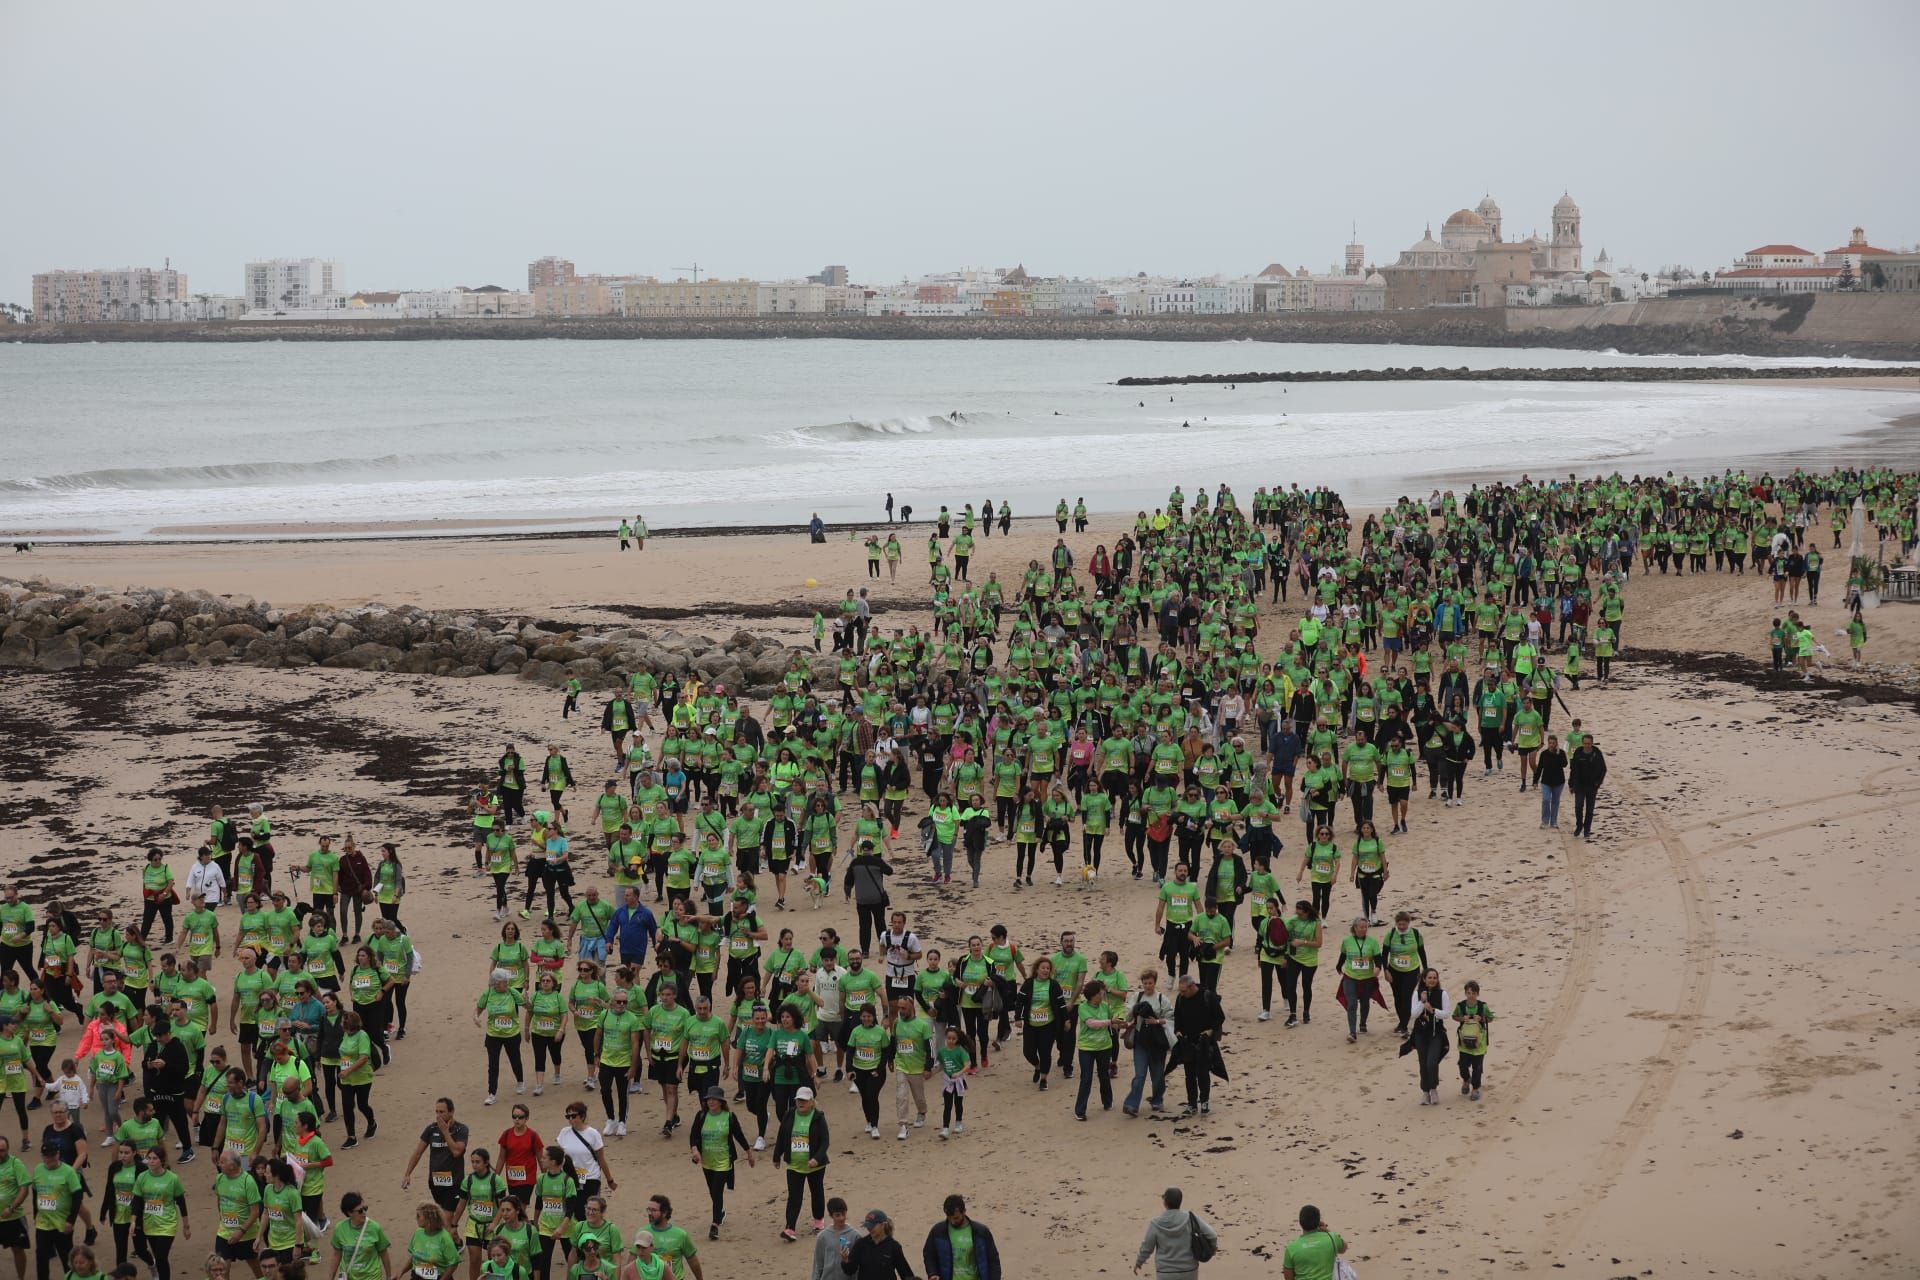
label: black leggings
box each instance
[743,1081,771,1138]
[1081,833,1104,868]
[961,1007,991,1065]
[1280,962,1317,1017]
[35,1228,73,1280]
[599,1065,630,1121]
[1459,1052,1486,1089]
[392,983,411,1032]
[320,1063,339,1114]
[147,1233,175,1280]
[1023,1024,1057,1077]
[784,1169,825,1230]
[1389,967,1420,1031]
[1260,960,1285,1012]
[1309,880,1333,924]
[852,1068,884,1127]
[1356,874,1384,921]
[703,1168,732,1226]
[942,1090,965,1127]
[533,1034,563,1073]
[485,1036,525,1092]
[340,1080,375,1138]
[493,872,512,912]
[1015,842,1037,879]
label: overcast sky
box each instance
[4,0,1916,301]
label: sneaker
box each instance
[953,1123,964,1134]
[342,1136,359,1149]
[1200,1102,1210,1115]
[532,1085,544,1096]
[178,1148,196,1164]
[832,1069,843,1082]
[708,1225,719,1242]
[519,909,532,919]
[1258,1010,1271,1022]
[812,1218,826,1234]
[1461,1083,1471,1095]
[780,1229,798,1243]
[753,1135,766,1150]
[485,1094,496,1106]
[583,1076,596,1088]
[515,1083,526,1095]
[1052,876,1063,886]
[868,1125,880,1139]
[848,1079,859,1093]
[1038,1077,1048,1091]
[1472,1089,1482,1101]
[913,1115,925,1127]
[938,1127,950,1138]
[897,1125,908,1140]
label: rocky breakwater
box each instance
[0,578,821,695]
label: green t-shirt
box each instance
[1074,999,1112,1052]
[597,1009,642,1069]
[649,1223,699,1280]
[891,1016,933,1076]
[30,1161,83,1231]
[262,1181,305,1250]
[136,1169,187,1236]
[1282,1230,1345,1280]
[1191,913,1231,964]
[1158,879,1199,925]
[478,987,526,1038]
[409,1228,463,1280]
[846,1022,889,1072]
[1339,935,1383,981]
[948,1223,979,1280]
[331,1218,393,1280]
[339,1029,375,1086]
[214,1170,262,1241]
[0,1155,27,1223]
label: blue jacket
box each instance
[922,1219,1001,1280]
[609,903,658,960]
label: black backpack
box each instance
[1188,1211,1217,1264]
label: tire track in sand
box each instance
[1538,789,1715,1255]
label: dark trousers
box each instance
[854,902,887,955]
[1181,1042,1211,1106]
[784,1168,825,1230]
[1573,789,1598,836]
[485,1036,525,1092]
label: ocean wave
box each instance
[782,414,966,444]
[0,451,511,493]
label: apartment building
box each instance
[32,266,188,323]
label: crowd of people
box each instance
[5,466,1913,1280]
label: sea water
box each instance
[1,339,1912,537]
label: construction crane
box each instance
[673,263,702,284]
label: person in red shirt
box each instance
[494,1105,545,1197]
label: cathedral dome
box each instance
[1554,192,1579,214]
[1476,195,1501,218]
[1444,208,1487,229]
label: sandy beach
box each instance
[5,497,1920,1279]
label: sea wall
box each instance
[0,577,819,694]
[10,293,1918,357]
[1115,364,1920,387]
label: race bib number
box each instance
[431,1170,454,1188]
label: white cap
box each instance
[795,1087,815,1101]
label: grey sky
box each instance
[4,0,1916,302]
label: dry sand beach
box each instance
[6,499,1920,1279]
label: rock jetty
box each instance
[1115,365,1920,387]
[0,578,820,694]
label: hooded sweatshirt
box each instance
[1136,1208,1217,1278]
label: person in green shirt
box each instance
[474,972,528,1105]
[1189,902,1232,995]
[1281,1205,1347,1280]
[685,1089,751,1242]
[210,1151,263,1261]
[0,1136,29,1274]
[1336,918,1384,1043]
[453,1148,509,1262]
[133,1147,189,1280]
[29,1143,91,1261]
[330,1194,395,1280]
[1453,979,1495,1100]
[1153,864,1200,979]
[595,990,644,1136]
[408,1204,464,1280]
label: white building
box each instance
[244,258,344,313]
[130,295,247,322]
[757,282,828,315]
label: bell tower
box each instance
[1550,192,1582,273]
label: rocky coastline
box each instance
[0,577,817,694]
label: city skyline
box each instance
[4,2,1917,304]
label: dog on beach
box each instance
[10,542,31,554]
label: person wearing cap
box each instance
[772,1087,830,1242]
[29,1137,91,1280]
[839,1209,914,1280]
[920,1195,999,1280]
[685,1088,751,1241]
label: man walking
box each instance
[841,842,892,956]
[923,1195,1000,1280]
[1569,734,1608,842]
[1134,1186,1217,1279]
[1172,975,1224,1117]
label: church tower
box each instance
[1344,226,1364,277]
[1551,192,1582,272]
[1475,194,1502,242]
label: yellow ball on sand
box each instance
[804,578,818,588]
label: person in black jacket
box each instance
[773,1088,830,1241]
[686,1088,753,1241]
[141,1017,196,1162]
[922,1196,1000,1280]
[842,845,893,956]
[600,694,638,766]
[1438,721,1476,807]
[1535,736,1568,831]
[840,1210,915,1280]
[541,746,575,811]
[1569,737,1608,841]
[1017,960,1070,1091]
[1171,974,1224,1117]
[497,745,527,825]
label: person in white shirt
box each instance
[186,846,228,908]
[43,1060,90,1111]
[811,951,846,1080]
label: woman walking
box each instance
[1382,912,1429,1037]
[1536,735,1567,830]
[1349,821,1388,926]
[773,1087,829,1243]
[1401,968,1452,1104]
[686,1087,753,1240]
[845,1004,890,1138]
[474,969,529,1105]
[1279,901,1321,1028]
[1017,958,1068,1091]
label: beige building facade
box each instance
[33,266,188,322]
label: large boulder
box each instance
[324,643,405,671]
[34,632,83,671]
